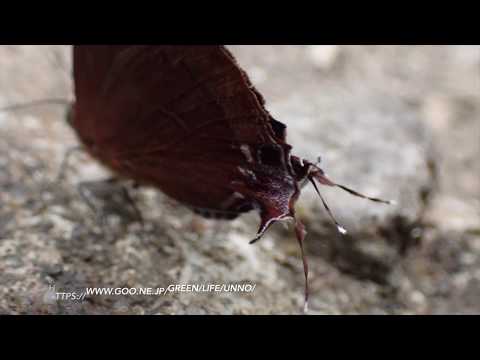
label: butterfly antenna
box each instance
[311,170,396,206]
[0,98,71,113]
[335,184,395,205]
[309,177,348,235]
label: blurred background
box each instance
[0,45,478,314]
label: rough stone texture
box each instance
[0,45,478,314]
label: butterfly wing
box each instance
[72,45,301,224]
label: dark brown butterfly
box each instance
[4,45,394,312]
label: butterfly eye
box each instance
[257,144,284,167]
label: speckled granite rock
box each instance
[0,45,478,314]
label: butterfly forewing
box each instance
[72,45,300,219]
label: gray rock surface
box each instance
[0,45,478,314]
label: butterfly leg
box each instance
[55,145,84,183]
[110,179,145,227]
[77,178,144,229]
[77,180,111,231]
